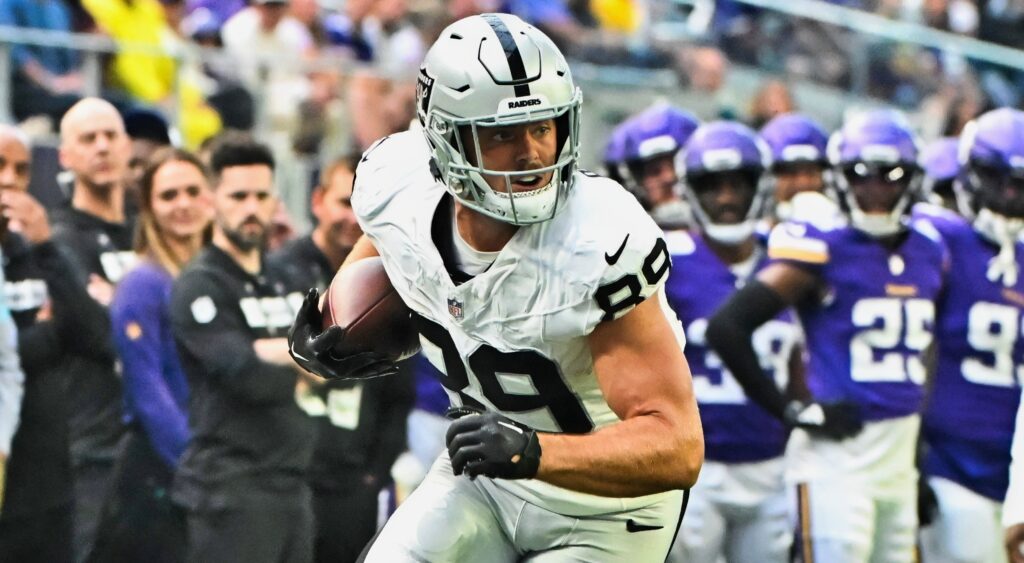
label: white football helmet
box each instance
[416,13,582,225]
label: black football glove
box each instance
[445,406,541,481]
[287,288,398,380]
[783,400,863,440]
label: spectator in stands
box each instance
[221,0,315,127]
[185,0,244,24]
[0,0,84,125]
[170,135,315,563]
[345,0,427,150]
[178,9,257,131]
[82,0,222,148]
[52,97,136,563]
[90,148,212,563]
[749,80,795,129]
[268,155,414,563]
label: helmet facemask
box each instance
[423,93,582,225]
[831,161,921,238]
[685,168,769,245]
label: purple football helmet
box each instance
[827,109,922,237]
[677,121,772,245]
[759,113,829,165]
[956,107,1024,219]
[620,104,701,164]
[607,104,700,210]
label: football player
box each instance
[288,13,703,562]
[664,121,799,563]
[920,137,960,212]
[759,113,829,223]
[707,109,948,562]
[615,103,700,229]
[917,108,1024,563]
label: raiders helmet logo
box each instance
[507,98,542,109]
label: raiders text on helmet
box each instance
[415,13,582,225]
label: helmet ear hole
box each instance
[554,113,570,158]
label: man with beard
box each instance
[269,155,414,563]
[51,97,136,562]
[0,124,113,563]
[168,134,317,563]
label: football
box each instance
[321,257,421,362]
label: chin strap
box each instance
[976,208,1024,288]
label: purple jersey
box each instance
[767,217,948,421]
[917,205,1024,501]
[665,231,798,463]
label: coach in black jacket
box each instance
[170,135,315,563]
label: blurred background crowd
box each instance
[2,0,1023,207]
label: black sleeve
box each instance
[35,241,115,361]
[15,318,60,373]
[50,225,97,284]
[366,360,415,481]
[170,271,298,406]
[706,279,791,419]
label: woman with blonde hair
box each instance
[91,148,213,563]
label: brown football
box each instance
[322,257,420,362]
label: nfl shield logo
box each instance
[447,298,464,320]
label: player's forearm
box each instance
[535,412,703,498]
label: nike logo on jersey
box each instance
[605,234,630,265]
[626,519,663,533]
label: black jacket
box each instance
[1,236,112,519]
[50,207,134,465]
[170,246,313,504]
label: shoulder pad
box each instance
[665,230,697,256]
[351,131,433,219]
[767,221,830,265]
[573,178,670,324]
[910,215,945,244]
[787,191,844,230]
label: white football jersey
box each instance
[353,131,686,514]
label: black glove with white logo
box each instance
[287,289,397,380]
[783,400,863,440]
[445,406,541,480]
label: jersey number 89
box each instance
[414,315,594,433]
